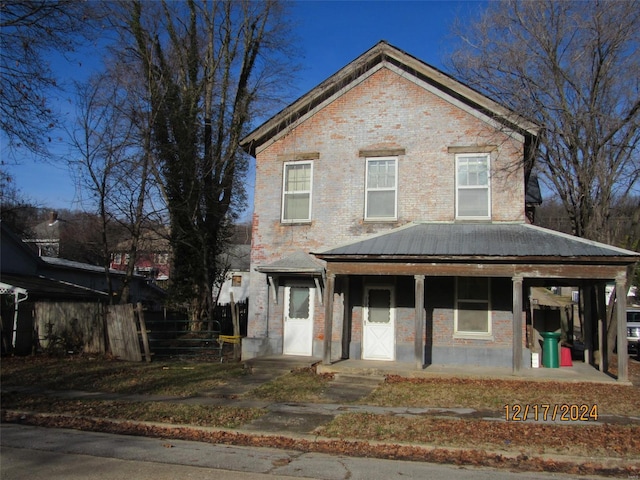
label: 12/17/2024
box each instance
[504,404,598,421]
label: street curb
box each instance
[2,409,638,478]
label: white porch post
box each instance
[512,276,524,373]
[414,275,425,369]
[323,273,336,365]
[616,274,628,383]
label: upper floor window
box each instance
[365,157,397,220]
[456,153,490,219]
[282,161,312,223]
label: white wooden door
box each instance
[283,286,314,356]
[362,286,395,360]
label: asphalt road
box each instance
[1,424,609,480]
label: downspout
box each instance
[11,288,29,350]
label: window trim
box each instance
[455,153,491,220]
[364,156,398,221]
[454,277,493,339]
[281,160,313,223]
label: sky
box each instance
[4,0,487,215]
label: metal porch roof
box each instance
[314,223,640,260]
[256,250,325,275]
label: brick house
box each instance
[240,42,638,380]
[110,229,171,287]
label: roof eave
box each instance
[256,266,324,275]
[315,254,639,265]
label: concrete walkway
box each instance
[3,355,636,437]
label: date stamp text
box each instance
[504,404,598,422]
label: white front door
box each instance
[283,285,314,356]
[363,286,395,360]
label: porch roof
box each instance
[256,250,325,275]
[313,222,639,262]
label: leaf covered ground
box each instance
[2,354,640,477]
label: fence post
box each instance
[230,292,240,360]
[136,303,152,362]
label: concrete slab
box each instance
[317,358,619,383]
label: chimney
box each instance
[48,211,58,226]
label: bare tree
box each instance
[449,0,640,245]
[0,1,100,157]
[104,0,297,327]
[68,70,159,304]
[0,172,39,238]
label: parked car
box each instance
[628,308,640,354]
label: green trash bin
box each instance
[540,331,561,368]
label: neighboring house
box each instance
[110,229,171,287]
[1,221,107,354]
[40,256,166,309]
[23,211,62,257]
[239,41,639,381]
[1,221,166,353]
[213,244,251,305]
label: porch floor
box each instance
[244,354,621,384]
[317,358,620,384]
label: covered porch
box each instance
[314,223,639,383]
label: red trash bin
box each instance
[560,346,573,367]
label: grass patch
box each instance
[318,412,640,458]
[245,368,333,403]
[0,355,247,397]
[362,375,640,416]
[1,392,264,428]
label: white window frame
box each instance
[281,161,313,223]
[455,153,491,220]
[365,156,397,221]
[454,277,492,339]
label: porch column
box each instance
[583,286,593,365]
[596,283,606,373]
[512,276,523,373]
[414,275,425,369]
[323,273,336,365]
[616,273,628,383]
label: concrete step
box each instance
[331,373,385,386]
[244,356,320,375]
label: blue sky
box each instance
[5,0,486,214]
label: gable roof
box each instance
[314,222,639,263]
[240,40,539,157]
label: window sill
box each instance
[281,220,312,225]
[454,217,492,222]
[363,218,398,223]
[453,333,494,341]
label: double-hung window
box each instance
[456,153,490,219]
[365,157,397,220]
[282,161,312,222]
[455,277,491,337]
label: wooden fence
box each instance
[35,302,105,354]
